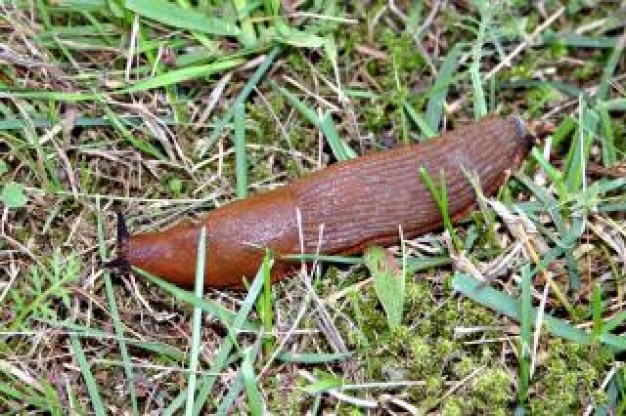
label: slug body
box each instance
[117,116,532,289]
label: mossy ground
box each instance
[1,0,625,414]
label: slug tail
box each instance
[103,210,131,273]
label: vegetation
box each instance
[1,0,625,414]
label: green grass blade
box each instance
[403,100,436,139]
[101,104,165,160]
[564,103,597,192]
[234,103,249,198]
[550,116,577,147]
[185,226,207,416]
[125,0,241,36]
[603,98,626,111]
[451,273,625,350]
[69,334,106,415]
[540,33,619,49]
[595,32,625,101]
[419,167,461,250]
[41,319,185,360]
[591,282,604,337]
[184,253,272,415]
[231,0,257,46]
[597,103,617,166]
[199,47,281,156]
[604,310,626,333]
[136,268,259,332]
[276,351,353,364]
[241,347,264,415]
[425,43,465,131]
[516,173,582,290]
[470,13,488,119]
[118,58,245,93]
[319,112,357,160]
[518,265,532,406]
[96,199,139,415]
[0,90,103,102]
[274,83,356,161]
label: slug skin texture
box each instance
[116,116,532,289]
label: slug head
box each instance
[511,115,536,149]
[102,211,132,273]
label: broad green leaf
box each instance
[125,0,241,36]
[365,246,405,330]
[1,182,27,208]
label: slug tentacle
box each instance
[103,211,132,273]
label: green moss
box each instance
[340,270,616,413]
[441,397,464,416]
[528,341,613,413]
[472,368,513,409]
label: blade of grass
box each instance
[214,341,262,415]
[603,310,626,333]
[273,82,356,161]
[258,251,274,354]
[319,112,357,160]
[40,320,185,361]
[241,347,265,415]
[592,282,604,337]
[603,98,626,111]
[365,245,405,330]
[0,115,178,130]
[276,351,353,364]
[101,104,166,160]
[595,31,626,101]
[184,227,207,416]
[425,43,465,131]
[117,58,245,94]
[160,252,273,415]
[403,100,436,139]
[531,147,567,200]
[539,32,619,49]
[597,103,617,166]
[470,9,488,119]
[234,103,248,198]
[136,268,259,332]
[451,272,626,351]
[192,255,272,415]
[96,199,139,415]
[419,167,462,250]
[516,173,582,291]
[518,265,532,407]
[68,334,106,416]
[0,90,103,102]
[125,0,241,36]
[198,47,281,156]
[564,102,597,192]
[174,0,220,50]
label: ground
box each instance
[0,0,625,414]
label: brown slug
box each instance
[109,115,532,289]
